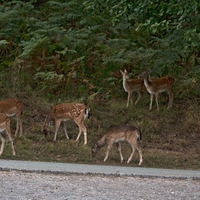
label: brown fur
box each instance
[0,113,15,156]
[0,98,23,136]
[139,70,175,111]
[42,103,90,145]
[92,124,143,165]
[120,69,147,107]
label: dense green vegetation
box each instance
[0,0,200,170]
[1,0,200,99]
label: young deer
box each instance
[42,103,90,145]
[0,113,16,156]
[120,69,147,107]
[139,70,175,111]
[0,98,23,136]
[91,124,143,165]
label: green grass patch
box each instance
[0,96,199,170]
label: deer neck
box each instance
[122,77,129,92]
[97,137,106,149]
[143,75,153,93]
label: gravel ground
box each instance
[0,171,199,200]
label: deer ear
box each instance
[120,70,123,74]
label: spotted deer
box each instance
[139,70,175,111]
[0,98,23,136]
[42,103,90,145]
[91,124,143,165]
[0,113,16,156]
[120,69,147,107]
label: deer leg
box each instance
[19,118,23,136]
[14,114,23,137]
[14,116,20,137]
[104,143,113,162]
[137,147,143,165]
[53,120,61,141]
[83,131,87,145]
[76,128,87,145]
[126,92,132,107]
[75,128,82,142]
[130,91,133,105]
[155,93,160,111]
[167,90,173,109]
[6,130,16,156]
[74,120,87,145]
[149,94,154,110]
[133,144,143,165]
[135,91,142,105]
[116,142,123,163]
[0,134,5,156]
[81,123,87,145]
[127,144,135,164]
[62,122,69,140]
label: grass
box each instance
[1,94,200,170]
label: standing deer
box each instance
[0,113,16,156]
[42,103,90,145]
[0,98,23,136]
[120,69,147,107]
[91,124,143,165]
[139,70,175,111]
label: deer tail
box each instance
[137,129,142,141]
[85,107,90,119]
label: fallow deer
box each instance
[91,124,143,165]
[139,70,175,111]
[42,103,90,145]
[120,69,147,107]
[0,113,16,156]
[0,98,23,136]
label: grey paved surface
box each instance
[0,159,199,179]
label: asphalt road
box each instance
[0,159,199,179]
